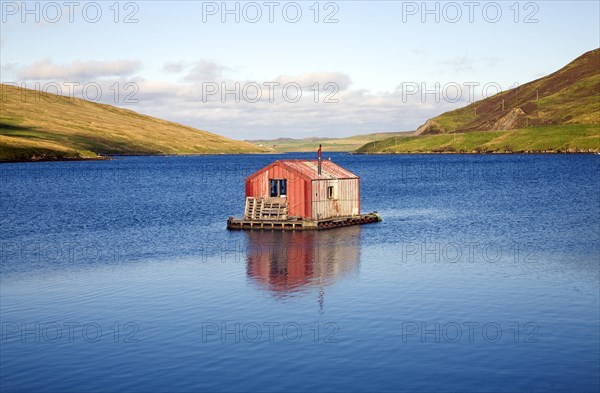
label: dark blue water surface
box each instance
[1,153,599,393]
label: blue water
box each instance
[1,153,599,392]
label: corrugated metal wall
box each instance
[246,164,312,218]
[311,178,360,219]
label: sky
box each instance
[1,1,599,139]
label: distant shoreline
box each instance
[2,150,599,163]
[0,151,280,164]
[353,150,600,155]
[0,156,110,164]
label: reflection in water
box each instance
[246,227,362,311]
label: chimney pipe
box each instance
[318,144,322,175]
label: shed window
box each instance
[280,179,287,196]
[269,179,287,197]
[328,186,335,199]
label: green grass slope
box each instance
[356,124,599,154]
[357,48,600,154]
[248,132,413,152]
[416,48,600,135]
[0,84,265,162]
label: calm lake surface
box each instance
[1,153,599,392]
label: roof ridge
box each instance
[246,159,359,180]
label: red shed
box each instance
[244,159,360,221]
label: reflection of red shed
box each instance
[244,159,360,220]
[245,228,361,301]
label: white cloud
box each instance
[443,54,475,73]
[11,59,467,139]
[483,56,503,67]
[18,59,142,80]
[184,60,230,81]
[438,54,503,75]
[1,62,19,79]
[273,71,352,90]
[162,62,185,73]
[130,75,461,139]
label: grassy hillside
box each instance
[248,132,413,152]
[0,84,265,162]
[356,124,599,154]
[416,48,600,135]
[358,48,600,154]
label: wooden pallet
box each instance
[244,197,288,221]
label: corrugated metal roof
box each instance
[276,159,359,180]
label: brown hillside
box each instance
[1,84,265,161]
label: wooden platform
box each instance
[227,212,381,231]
